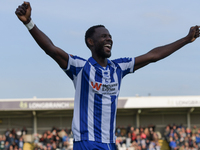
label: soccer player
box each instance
[15,2,199,150]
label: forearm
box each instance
[148,36,191,62]
[134,36,190,71]
[28,24,69,69]
[29,24,55,56]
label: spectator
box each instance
[51,142,57,150]
[7,133,14,146]
[196,133,200,144]
[164,125,170,141]
[181,127,186,138]
[4,129,10,139]
[4,141,9,150]
[126,124,131,135]
[0,135,5,150]
[62,133,69,148]
[116,126,121,137]
[140,131,147,140]
[16,129,22,140]
[21,127,27,136]
[144,128,150,140]
[174,133,180,149]
[179,133,185,147]
[136,134,141,146]
[186,127,191,136]
[155,141,161,150]
[58,129,66,139]
[192,125,198,135]
[172,125,177,134]
[18,137,24,149]
[55,135,62,149]
[8,145,13,150]
[126,132,131,148]
[169,136,177,150]
[130,127,137,142]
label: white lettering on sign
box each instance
[29,102,70,109]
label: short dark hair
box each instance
[85,25,105,49]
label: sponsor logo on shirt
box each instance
[91,81,118,95]
[91,82,102,90]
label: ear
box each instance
[87,38,94,47]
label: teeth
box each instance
[104,44,111,48]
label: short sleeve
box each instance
[62,54,86,80]
[112,57,135,78]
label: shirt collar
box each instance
[88,57,111,66]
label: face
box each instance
[91,27,113,58]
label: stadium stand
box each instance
[0,95,200,149]
[0,124,200,150]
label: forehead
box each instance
[94,27,110,36]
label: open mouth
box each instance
[104,44,111,50]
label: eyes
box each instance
[101,34,112,39]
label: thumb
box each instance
[23,1,31,11]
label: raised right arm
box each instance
[15,2,69,69]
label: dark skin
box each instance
[15,2,200,71]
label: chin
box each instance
[105,53,111,58]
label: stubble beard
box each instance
[96,44,111,59]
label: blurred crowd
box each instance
[33,127,72,150]
[0,124,200,150]
[115,124,161,150]
[0,127,27,150]
[164,124,200,150]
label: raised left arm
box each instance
[134,25,200,71]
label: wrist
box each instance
[25,19,35,30]
[183,36,193,43]
[23,17,31,25]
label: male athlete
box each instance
[15,2,200,150]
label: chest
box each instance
[85,65,120,95]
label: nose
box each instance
[106,35,112,43]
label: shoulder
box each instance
[111,57,135,73]
[111,57,133,64]
[64,54,87,71]
[69,54,86,62]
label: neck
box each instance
[92,54,107,67]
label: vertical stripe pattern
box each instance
[63,55,135,143]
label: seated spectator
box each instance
[186,127,191,136]
[164,125,170,141]
[7,133,14,146]
[16,129,22,140]
[58,129,66,139]
[169,136,178,150]
[4,129,10,139]
[0,135,5,150]
[116,126,121,137]
[131,130,137,142]
[140,131,147,140]
[62,133,69,146]
[196,133,200,144]
[174,133,180,149]
[8,145,13,150]
[126,132,131,148]
[141,144,147,150]
[18,137,24,149]
[4,141,9,150]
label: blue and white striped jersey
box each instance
[63,54,135,143]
